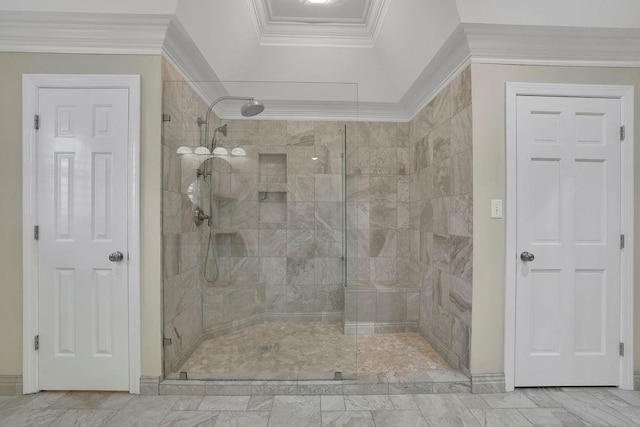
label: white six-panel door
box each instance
[37,88,130,390]
[515,95,622,387]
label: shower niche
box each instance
[258,153,287,225]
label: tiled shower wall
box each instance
[344,122,421,333]
[161,61,217,373]
[203,120,346,336]
[160,59,352,370]
[206,119,420,336]
[160,58,472,376]
[409,67,473,375]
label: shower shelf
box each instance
[212,194,235,202]
[212,228,238,235]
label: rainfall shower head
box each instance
[198,96,264,151]
[241,100,265,117]
[200,96,265,127]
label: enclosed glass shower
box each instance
[161,74,456,383]
[162,79,363,380]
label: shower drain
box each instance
[258,344,275,353]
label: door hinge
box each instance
[620,234,625,249]
[619,342,625,357]
[34,335,39,351]
[34,225,39,241]
[34,114,40,130]
[163,338,172,347]
[620,126,626,141]
[162,114,171,122]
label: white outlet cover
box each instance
[491,199,503,219]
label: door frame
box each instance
[22,74,141,394]
[504,82,635,391]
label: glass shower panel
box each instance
[161,80,358,381]
[161,80,210,378]
[345,120,423,377]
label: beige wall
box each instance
[470,63,640,375]
[0,52,163,378]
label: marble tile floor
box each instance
[169,322,451,381]
[2,388,640,426]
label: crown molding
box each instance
[10,11,638,121]
[163,17,402,122]
[401,26,471,121]
[0,11,170,54]
[162,22,640,121]
[401,23,640,120]
[464,23,640,67]
[247,0,389,47]
[162,17,229,111]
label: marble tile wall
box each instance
[160,59,352,375]
[343,121,420,332]
[162,60,214,374]
[161,59,471,378]
[409,67,473,375]
[205,120,346,329]
[163,107,423,344]
[199,117,417,333]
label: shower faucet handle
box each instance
[197,168,211,180]
[194,207,210,227]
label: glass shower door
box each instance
[161,79,359,381]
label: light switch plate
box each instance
[491,199,503,219]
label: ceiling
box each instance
[171,0,640,118]
[1,0,640,120]
[246,0,389,47]
[266,0,371,24]
[175,0,461,105]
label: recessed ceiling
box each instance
[266,0,371,24]
[248,0,389,47]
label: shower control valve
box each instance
[197,168,211,181]
[194,207,210,227]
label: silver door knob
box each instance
[520,251,535,262]
[109,251,124,262]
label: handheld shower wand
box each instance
[194,96,264,283]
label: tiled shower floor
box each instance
[168,322,452,381]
